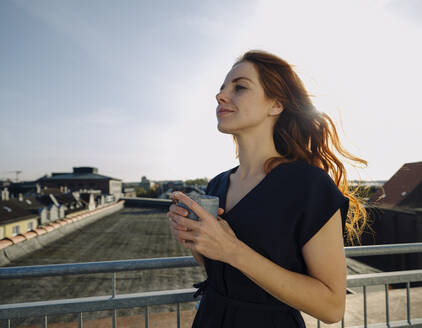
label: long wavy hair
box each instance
[232,50,371,246]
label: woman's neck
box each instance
[234,133,280,180]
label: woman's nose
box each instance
[216,90,228,104]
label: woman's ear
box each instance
[269,100,283,116]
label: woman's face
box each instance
[216,61,281,135]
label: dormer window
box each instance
[3,206,12,212]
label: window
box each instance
[27,222,34,231]
[12,225,20,236]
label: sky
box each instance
[0,0,421,183]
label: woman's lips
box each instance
[217,110,234,116]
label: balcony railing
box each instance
[0,242,422,328]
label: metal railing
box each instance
[0,242,422,328]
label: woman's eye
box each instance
[234,85,246,92]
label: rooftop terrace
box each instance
[1,206,421,327]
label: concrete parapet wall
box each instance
[0,201,124,266]
[122,197,171,209]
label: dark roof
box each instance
[0,200,37,224]
[18,197,45,210]
[369,161,422,208]
[40,188,61,195]
[37,195,59,207]
[41,173,121,181]
[53,193,79,205]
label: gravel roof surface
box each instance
[1,207,205,327]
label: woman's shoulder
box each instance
[271,159,337,189]
[272,159,325,177]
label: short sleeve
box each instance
[298,168,349,248]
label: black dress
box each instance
[191,159,350,328]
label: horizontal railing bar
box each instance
[1,243,421,279]
[0,288,197,319]
[0,256,197,279]
[347,269,422,287]
[1,268,422,320]
[347,318,422,328]
[344,242,422,257]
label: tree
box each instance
[135,186,148,197]
[184,177,208,186]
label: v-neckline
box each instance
[222,162,285,216]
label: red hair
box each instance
[233,50,370,246]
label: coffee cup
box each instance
[176,192,219,220]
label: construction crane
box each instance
[2,170,22,182]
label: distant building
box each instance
[0,184,87,239]
[0,180,11,189]
[369,161,422,209]
[7,181,41,198]
[0,190,38,239]
[140,176,152,192]
[38,167,122,199]
[123,187,136,198]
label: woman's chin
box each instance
[217,122,235,134]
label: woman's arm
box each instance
[228,209,346,324]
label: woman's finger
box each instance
[169,217,181,230]
[168,215,189,231]
[167,210,197,231]
[171,192,211,222]
[169,204,189,217]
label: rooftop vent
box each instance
[73,167,98,174]
[25,199,32,205]
[3,206,12,213]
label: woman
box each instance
[167,50,368,327]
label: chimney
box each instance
[1,188,9,201]
[18,193,23,202]
[36,184,41,194]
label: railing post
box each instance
[406,281,412,325]
[112,272,117,328]
[112,272,116,298]
[145,306,149,328]
[177,302,181,328]
[363,285,367,328]
[42,315,48,328]
[112,310,117,328]
[2,319,10,328]
[78,312,83,328]
[385,284,390,327]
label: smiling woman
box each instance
[167,50,369,328]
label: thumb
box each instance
[218,207,225,215]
